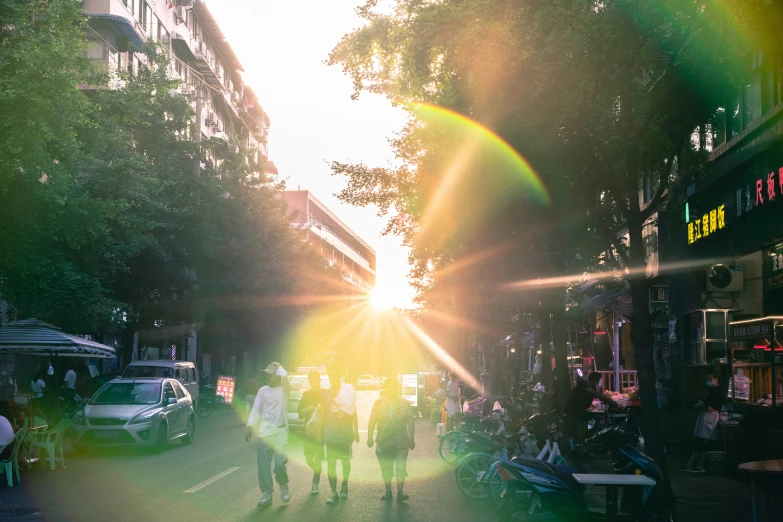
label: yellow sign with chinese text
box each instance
[687,204,725,244]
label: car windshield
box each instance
[123,366,174,378]
[91,383,162,405]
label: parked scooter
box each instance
[495,423,675,521]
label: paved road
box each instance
[0,390,492,522]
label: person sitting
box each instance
[564,372,618,439]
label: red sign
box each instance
[216,375,236,404]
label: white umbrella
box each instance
[0,319,116,359]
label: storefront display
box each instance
[728,317,783,407]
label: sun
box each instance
[369,288,395,310]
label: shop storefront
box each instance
[666,107,783,457]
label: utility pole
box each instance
[194,84,202,177]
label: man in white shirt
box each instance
[64,367,77,389]
[245,362,291,506]
[0,413,15,458]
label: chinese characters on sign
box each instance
[764,243,783,290]
[216,375,236,404]
[401,373,418,407]
[687,204,726,244]
[730,320,773,341]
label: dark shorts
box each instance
[376,445,409,481]
[303,438,325,458]
[325,442,352,460]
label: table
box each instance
[572,473,657,521]
[738,459,783,522]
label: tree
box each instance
[0,0,119,330]
[329,0,770,498]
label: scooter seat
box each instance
[511,457,586,493]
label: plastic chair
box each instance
[26,416,48,429]
[30,419,71,470]
[436,423,447,437]
[1,427,28,487]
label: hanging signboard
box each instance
[216,375,236,404]
[730,319,774,341]
[401,373,418,407]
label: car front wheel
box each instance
[182,416,195,445]
[155,422,169,453]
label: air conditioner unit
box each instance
[175,6,186,24]
[706,263,744,292]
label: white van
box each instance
[122,360,199,409]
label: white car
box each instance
[71,378,195,451]
[356,375,376,389]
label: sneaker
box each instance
[677,466,693,473]
[280,484,291,503]
[311,482,320,495]
[257,493,272,506]
[340,482,348,499]
[326,494,339,505]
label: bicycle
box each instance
[196,392,225,418]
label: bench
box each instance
[572,473,657,521]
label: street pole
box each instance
[194,84,202,177]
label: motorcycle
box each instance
[495,423,676,521]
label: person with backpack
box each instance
[367,377,416,501]
[298,371,324,494]
[321,367,359,505]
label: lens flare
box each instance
[404,101,550,205]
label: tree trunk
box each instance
[627,214,672,493]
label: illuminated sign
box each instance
[687,204,725,244]
[401,373,418,407]
[764,243,783,290]
[216,375,236,404]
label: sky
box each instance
[207,0,414,308]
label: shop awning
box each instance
[87,14,145,48]
[0,320,116,359]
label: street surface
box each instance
[0,390,491,522]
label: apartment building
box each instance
[282,190,376,290]
[81,0,272,367]
[81,0,270,165]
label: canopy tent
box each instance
[0,319,116,359]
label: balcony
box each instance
[82,0,146,48]
[192,43,223,89]
[171,26,196,62]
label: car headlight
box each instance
[129,409,161,425]
[72,411,86,425]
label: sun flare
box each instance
[369,288,395,310]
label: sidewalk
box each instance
[587,453,762,521]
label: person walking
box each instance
[245,362,291,506]
[298,370,324,494]
[368,378,416,501]
[445,372,461,431]
[321,367,359,505]
[679,373,725,473]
